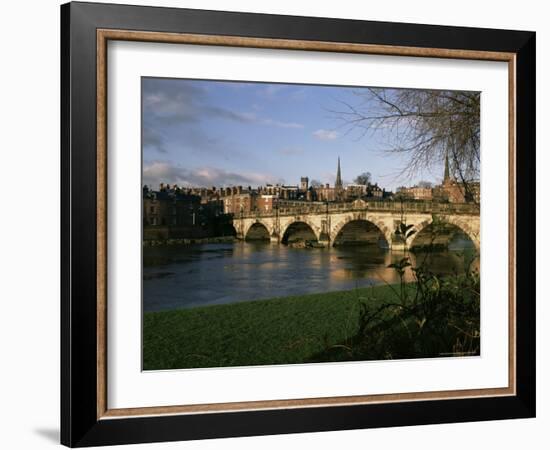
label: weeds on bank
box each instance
[315,214,480,362]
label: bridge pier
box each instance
[318,232,331,248]
[270,234,280,244]
[390,241,408,252]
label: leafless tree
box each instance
[354,172,372,185]
[310,179,323,188]
[333,88,480,198]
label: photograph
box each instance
[55,1,537,447]
[141,78,481,370]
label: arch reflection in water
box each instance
[143,240,478,312]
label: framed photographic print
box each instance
[61,1,536,447]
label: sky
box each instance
[142,77,448,192]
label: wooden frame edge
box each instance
[100,387,515,419]
[98,29,515,61]
[95,28,517,420]
[508,55,517,395]
[97,29,108,419]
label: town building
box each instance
[433,154,480,203]
[143,184,231,240]
[368,183,385,198]
[221,187,257,215]
[142,154,479,242]
[344,183,367,199]
[396,154,479,204]
[256,194,278,213]
[397,185,433,201]
[143,185,204,227]
[258,184,300,200]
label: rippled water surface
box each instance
[143,240,477,312]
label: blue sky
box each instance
[142,78,446,191]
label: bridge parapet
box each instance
[234,201,479,251]
[238,201,479,219]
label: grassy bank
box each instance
[143,284,408,370]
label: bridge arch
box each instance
[445,216,480,250]
[410,216,479,250]
[330,217,391,248]
[244,221,271,241]
[281,221,318,245]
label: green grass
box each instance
[143,284,405,370]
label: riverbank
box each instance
[143,283,408,370]
[143,235,236,247]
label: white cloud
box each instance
[313,129,339,140]
[262,118,304,129]
[231,112,303,129]
[143,161,281,189]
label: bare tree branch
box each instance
[331,88,481,190]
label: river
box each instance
[143,239,477,312]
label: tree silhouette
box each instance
[333,88,480,191]
[354,172,372,185]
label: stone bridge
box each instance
[232,199,479,251]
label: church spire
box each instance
[443,152,450,183]
[335,156,343,189]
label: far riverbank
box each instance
[143,235,236,247]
